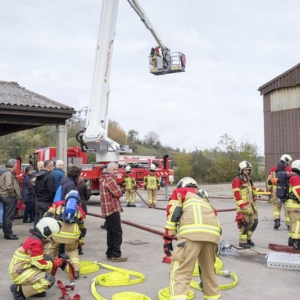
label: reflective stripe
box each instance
[203,295,221,300]
[53,231,80,239]
[13,268,37,285]
[178,224,220,236]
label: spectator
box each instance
[22,166,35,223]
[60,166,82,198]
[78,175,88,214]
[0,159,21,240]
[31,161,44,231]
[51,160,65,191]
[100,162,126,262]
[35,160,55,223]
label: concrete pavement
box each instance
[1,182,299,299]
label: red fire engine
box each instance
[27,148,173,199]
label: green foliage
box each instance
[0,122,264,185]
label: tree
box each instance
[144,131,160,147]
[173,152,193,182]
[108,120,127,145]
[128,129,139,143]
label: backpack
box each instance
[276,171,289,200]
[53,185,62,203]
[276,172,299,201]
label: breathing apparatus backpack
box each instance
[276,172,299,202]
[62,190,79,224]
[276,171,289,200]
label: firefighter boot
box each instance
[10,284,25,300]
[288,237,294,246]
[274,219,281,229]
[247,239,255,246]
[239,242,251,249]
[293,239,300,250]
[31,291,47,297]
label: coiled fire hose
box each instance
[76,256,237,300]
[73,261,149,300]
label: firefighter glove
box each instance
[163,238,173,256]
[78,239,84,247]
[235,212,246,229]
[45,254,54,261]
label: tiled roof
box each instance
[0,81,74,110]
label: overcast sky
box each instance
[1,0,300,154]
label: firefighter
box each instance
[123,166,137,207]
[45,190,86,279]
[144,164,160,207]
[232,161,263,249]
[9,217,64,300]
[151,46,161,70]
[267,154,292,230]
[164,177,221,300]
[284,160,300,250]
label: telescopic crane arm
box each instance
[77,0,185,162]
[127,0,169,56]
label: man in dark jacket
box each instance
[0,159,21,240]
[35,160,55,223]
[51,160,65,190]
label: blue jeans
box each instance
[0,202,3,224]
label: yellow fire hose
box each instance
[77,256,238,300]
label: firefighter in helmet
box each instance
[164,177,221,300]
[123,166,137,207]
[267,154,292,231]
[232,161,263,249]
[144,164,160,207]
[9,217,64,300]
[45,190,86,279]
[284,160,300,250]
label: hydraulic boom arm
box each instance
[77,0,185,162]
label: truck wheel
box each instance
[160,178,166,188]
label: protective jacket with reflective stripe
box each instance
[165,192,221,245]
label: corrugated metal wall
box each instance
[264,89,300,177]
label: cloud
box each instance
[1,0,300,154]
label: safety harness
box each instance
[52,259,80,300]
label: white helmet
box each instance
[150,164,156,171]
[280,154,292,163]
[291,160,300,172]
[177,177,199,188]
[125,166,131,172]
[239,161,252,173]
[36,217,61,238]
[197,189,209,200]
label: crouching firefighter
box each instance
[45,190,86,279]
[164,177,221,300]
[8,217,64,300]
[232,161,263,249]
